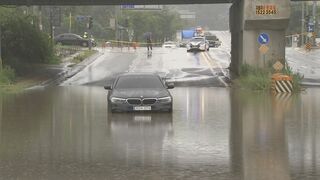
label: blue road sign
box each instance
[121,4,135,9]
[258,33,270,45]
[76,15,87,22]
[307,22,315,32]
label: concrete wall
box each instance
[230,0,291,75]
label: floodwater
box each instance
[0,87,319,180]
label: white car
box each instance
[162,41,177,48]
[186,37,209,52]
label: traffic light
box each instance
[88,16,93,29]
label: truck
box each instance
[177,26,206,47]
[178,29,195,47]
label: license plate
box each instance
[134,106,151,111]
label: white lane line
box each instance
[204,52,228,77]
[200,52,228,87]
[203,52,229,87]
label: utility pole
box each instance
[50,7,54,41]
[312,1,317,46]
[69,12,72,33]
[301,2,305,46]
[115,6,120,45]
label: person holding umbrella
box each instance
[144,32,153,56]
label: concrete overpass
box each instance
[0,0,295,74]
[0,0,303,5]
[1,0,233,5]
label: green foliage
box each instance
[0,7,57,74]
[54,6,115,40]
[235,63,303,92]
[0,66,16,85]
[281,62,304,92]
[236,64,272,91]
[122,8,183,42]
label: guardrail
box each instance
[55,45,82,58]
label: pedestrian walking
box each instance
[146,37,152,55]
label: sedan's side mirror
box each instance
[166,82,174,89]
[104,85,112,90]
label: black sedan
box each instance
[54,33,96,47]
[104,73,174,113]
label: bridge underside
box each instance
[0,0,234,5]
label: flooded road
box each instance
[61,47,230,87]
[0,87,319,180]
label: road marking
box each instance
[204,52,224,73]
[200,52,228,87]
[203,52,229,85]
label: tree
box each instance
[0,7,56,74]
[122,8,183,43]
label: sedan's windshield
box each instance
[190,39,204,43]
[115,76,164,89]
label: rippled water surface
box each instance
[0,87,319,180]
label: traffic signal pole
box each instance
[87,16,93,50]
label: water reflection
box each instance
[230,91,292,180]
[0,87,318,179]
[107,113,173,166]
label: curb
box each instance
[26,51,103,90]
[300,82,320,87]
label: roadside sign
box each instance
[305,42,312,51]
[258,33,270,44]
[76,15,87,22]
[307,22,315,32]
[259,44,269,54]
[312,32,317,38]
[273,61,284,71]
[256,5,277,15]
[121,5,163,10]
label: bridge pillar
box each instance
[230,0,291,75]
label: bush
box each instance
[236,64,272,91]
[234,63,303,92]
[281,62,303,92]
[0,9,57,74]
[0,66,16,85]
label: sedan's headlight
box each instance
[110,97,126,104]
[158,96,172,103]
